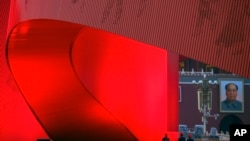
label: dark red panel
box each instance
[166,52,179,131]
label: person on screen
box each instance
[162,133,169,141]
[178,132,185,141]
[187,134,194,141]
[221,83,242,111]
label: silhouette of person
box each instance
[221,83,242,111]
[162,133,169,141]
[178,132,185,141]
[187,134,194,141]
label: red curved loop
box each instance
[7,19,174,141]
[7,19,137,141]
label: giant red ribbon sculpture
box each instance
[7,19,176,140]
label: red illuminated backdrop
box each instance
[8,0,249,78]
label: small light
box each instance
[192,80,196,84]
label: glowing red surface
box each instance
[7,19,179,140]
